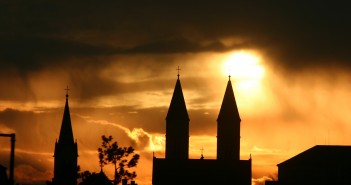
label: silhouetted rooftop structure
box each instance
[279,145,351,166]
[276,145,351,185]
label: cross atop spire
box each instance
[64,85,70,99]
[176,66,181,79]
[228,75,231,81]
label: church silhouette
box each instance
[52,89,78,185]
[152,71,252,185]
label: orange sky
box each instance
[2,51,351,185]
[1,2,351,185]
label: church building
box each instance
[52,89,78,185]
[152,71,252,185]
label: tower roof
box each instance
[217,79,241,121]
[58,93,75,144]
[166,78,189,121]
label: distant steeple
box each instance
[217,78,241,161]
[53,87,78,185]
[165,68,189,160]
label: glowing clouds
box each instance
[220,51,267,114]
[82,117,165,152]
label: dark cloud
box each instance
[0,36,115,69]
[125,39,248,54]
[1,1,350,74]
[72,77,175,101]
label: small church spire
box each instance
[176,66,181,79]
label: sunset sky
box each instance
[1,1,351,185]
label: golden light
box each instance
[220,51,266,113]
[222,51,264,79]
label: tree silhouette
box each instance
[98,135,140,185]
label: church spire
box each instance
[217,78,240,122]
[217,78,241,161]
[166,77,189,122]
[58,86,74,144]
[165,67,189,160]
[53,86,78,185]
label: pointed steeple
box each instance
[53,87,78,185]
[165,68,190,160]
[58,90,74,144]
[166,78,190,121]
[217,77,241,161]
[217,78,241,122]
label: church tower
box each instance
[53,88,78,185]
[165,68,189,160]
[217,77,241,161]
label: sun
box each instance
[221,50,266,102]
[222,51,264,80]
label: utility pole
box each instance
[0,133,15,185]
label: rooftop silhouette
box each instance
[268,145,351,185]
